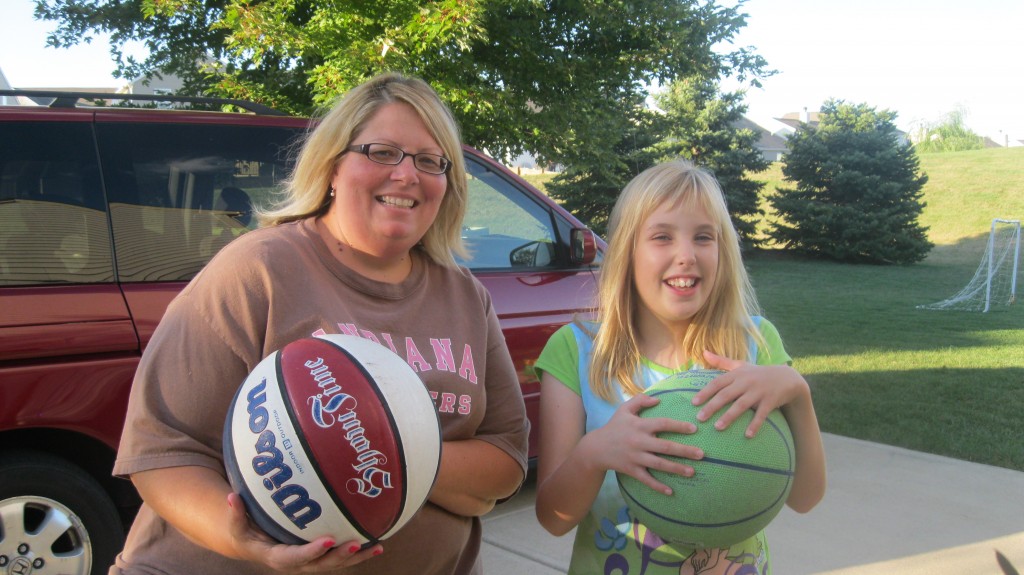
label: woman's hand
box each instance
[132,466,383,573]
[225,492,382,572]
[691,350,812,438]
[581,392,703,496]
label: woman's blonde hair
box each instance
[257,72,468,267]
[587,159,764,401]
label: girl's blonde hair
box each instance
[587,159,764,401]
[257,72,468,267]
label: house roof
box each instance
[0,66,38,105]
[775,111,822,131]
[733,116,789,151]
[778,110,823,122]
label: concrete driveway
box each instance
[481,433,1024,574]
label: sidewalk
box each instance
[481,433,1024,574]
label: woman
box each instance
[111,73,529,574]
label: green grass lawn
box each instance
[747,251,1024,470]
[524,147,1024,470]
[747,147,1024,471]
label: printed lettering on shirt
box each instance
[437,392,457,413]
[431,339,456,373]
[311,325,480,399]
[334,323,360,337]
[405,337,432,373]
[429,390,473,415]
[458,343,478,384]
[380,333,397,354]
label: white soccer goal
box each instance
[918,218,1020,312]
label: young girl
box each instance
[534,159,827,574]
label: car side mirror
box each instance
[509,240,554,267]
[570,228,597,266]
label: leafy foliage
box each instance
[34,0,767,168]
[545,76,772,238]
[913,108,985,153]
[768,99,933,264]
[543,98,664,235]
[653,76,769,247]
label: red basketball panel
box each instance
[278,337,404,539]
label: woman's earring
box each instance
[329,186,336,197]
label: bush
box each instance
[913,109,985,153]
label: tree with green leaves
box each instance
[913,108,984,153]
[543,96,664,235]
[653,76,769,246]
[35,0,767,168]
[768,99,932,264]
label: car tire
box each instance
[0,450,124,575]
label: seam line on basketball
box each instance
[276,340,381,543]
[698,456,794,476]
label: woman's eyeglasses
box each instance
[346,143,452,175]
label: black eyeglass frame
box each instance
[345,143,452,175]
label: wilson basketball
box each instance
[617,369,795,549]
[223,334,441,546]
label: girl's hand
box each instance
[581,393,703,496]
[691,350,811,438]
[226,492,382,572]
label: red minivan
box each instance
[0,90,601,574]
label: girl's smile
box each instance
[632,198,718,338]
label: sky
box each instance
[2,0,1022,143]
[723,0,1024,143]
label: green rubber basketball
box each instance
[616,369,795,549]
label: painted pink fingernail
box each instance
[372,548,383,556]
[347,544,359,553]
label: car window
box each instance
[97,123,302,282]
[459,157,558,270]
[0,122,114,286]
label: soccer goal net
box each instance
[918,218,1020,312]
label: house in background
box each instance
[123,71,184,98]
[0,65,43,106]
[0,60,182,101]
[734,116,789,162]
[506,150,561,175]
[0,63,127,106]
[775,107,911,147]
[0,66,15,104]
[775,108,821,134]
